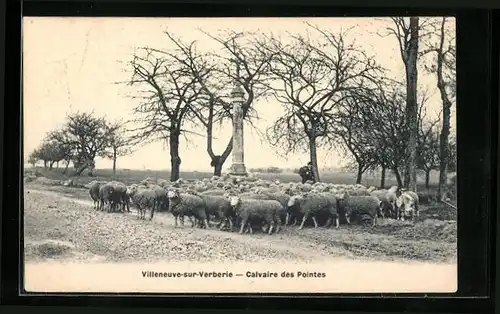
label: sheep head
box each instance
[287,195,302,207]
[229,196,241,207]
[167,190,180,199]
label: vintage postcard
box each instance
[22,16,457,293]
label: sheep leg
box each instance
[335,217,340,228]
[203,219,210,229]
[285,213,290,225]
[275,217,281,234]
[218,220,226,230]
[189,216,195,228]
[268,222,275,235]
[174,215,179,227]
[324,218,332,228]
[149,208,155,221]
[298,214,309,230]
[372,215,377,227]
[228,218,234,232]
[312,217,319,228]
[239,219,248,234]
[346,216,351,224]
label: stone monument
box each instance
[229,74,247,177]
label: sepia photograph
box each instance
[22,16,457,294]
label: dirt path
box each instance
[25,189,341,262]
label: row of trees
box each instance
[28,112,132,177]
[121,17,454,197]
[27,17,455,198]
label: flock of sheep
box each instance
[88,174,421,235]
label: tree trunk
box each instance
[308,135,320,182]
[169,131,181,182]
[112,149,117,180]
[56,161,59,168]
[436,17,453,200]
[63,160,70,174]
[75,165,86,176]
[403,17,420,193]
[213,161,223,177]
[380,166,386,188]
[425,169,431,189]
[43,161,47,168]
[49,161,55,169]
[393,168,403,187]
[356,163,363,184]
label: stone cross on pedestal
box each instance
[229,75,247,176]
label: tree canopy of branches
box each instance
[332,97,378,184]
[102,121,133,179]
[345,82,429,188]
[127,47,205,181]
[265,25,382,182]
[354,84,410,187]
[28,139,70,170]
[47,112,113,176]
[158,30,269,176]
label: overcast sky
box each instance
[23,17,456,172]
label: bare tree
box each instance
[265,26,382,182]
[362,81,431,188]
[420,17,456,199]
[332,97,377,184]
[154,31,266,176]
[197,30,272,175]
[48,112,111,176]
[416,118,441,189]
[27,150,39,167]
[102,121,133,180]
[360,84,409,187]
[47,130,74,174]
[126,48,204,181]
[382,17,426,192]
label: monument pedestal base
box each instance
[229,163,247,176]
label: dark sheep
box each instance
[98,182,123,212]
[150,185,169,212]
[167,190,210,229]
[110,181,129,212]
[197,194,231,228]
[89,181,106,209]
[337,193,380,226]
[286,193,339,230]
[127,185,156,220]
[229,196,282,235]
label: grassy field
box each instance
[23,167,457,266]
